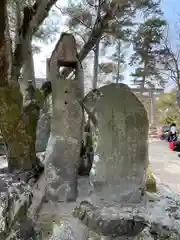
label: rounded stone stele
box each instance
[86,83,149,203]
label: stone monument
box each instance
[83,83,149,203]
[44,33,84,202]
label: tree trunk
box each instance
[176,86,180,109]
[21,41,36,94]
[14,1,21,47]
[22,42,35,86]
[92,0,101,89]
[0,87,41,171]
[92,39,100,89]
[1,7,40,172]
[0,1,55,173]
[14,1,36,96]
[116,40,121,83]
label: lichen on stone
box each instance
[146,167,157,193]
[73,206,86,221]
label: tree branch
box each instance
[59,2,119,78]
[11,0,58,86]
[81,102,98,128]
[163,27,180,88]
[55,3,93,30]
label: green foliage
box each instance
[131,17,167,88]
[156,91,180,124]
[62,0,165,86]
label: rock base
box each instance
[73,189,180,240]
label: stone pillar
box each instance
[44,33,83,202]
[44,78,83,202]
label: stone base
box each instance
[73,199,148,238]
[89,178,145,203]
[73,189,180,239]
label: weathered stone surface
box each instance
[50,220,86,240]
[74,185,180,240]
[0,175,33,239]
[84,83,149,203]
[0,154,46,240]
[73,200,148,238]
[36,95,52,153]
[28,171,46,222]
[36,112,51,152]
[34,176,92,239]
[56,33,78,67]
[37,218,88,240]
[44,79,83,202]
[6,217,37,240]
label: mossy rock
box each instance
[146,167,157,193]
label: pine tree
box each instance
[130,17,167,90]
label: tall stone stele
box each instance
[44,33,84,202]
[84,83,149,203]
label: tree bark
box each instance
[92,39,100,89]
[14,0,21,47]
[0,89,40,171]
[0,0,57,172]
[116,40,121,83]
[176,87,180,109]
[22,41,36,89]
[15,2,36,96]
[92,1,101,89]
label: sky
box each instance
[161,0,180,90]
[33,0,180,89]
[161,0,180,45]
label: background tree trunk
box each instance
[21,41,36,93]
[116,40,121,83]
[0,0,57,172]
[0,88,41,171]
[14,1,36,96]
[92,0,101,89]
[92,39,100,89]
[176,87,180,109]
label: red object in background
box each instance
[169,141,175,150]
